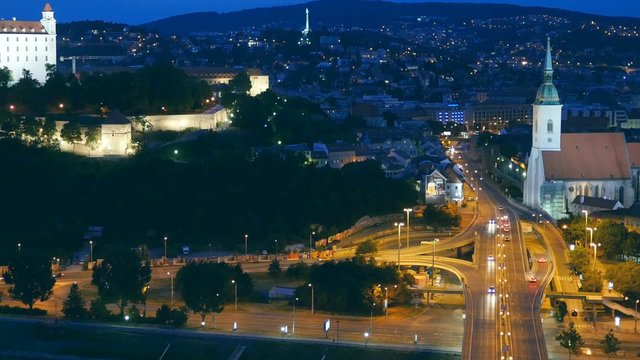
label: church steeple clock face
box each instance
[43,13,53,20]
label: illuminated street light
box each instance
[167,272,174,307]
[308,283,314,315]
[403,208,413,247]
[590,242,601,271]
[164,236,168,258]
[232,279,238,310]
[364,332,370,347]
[309,231,315,252]
[89,240,93,262]
[244,234,248,257]
[432,238,440,286]
[581,210,589,247]
[292,297,298,334]
[394,222,405,271]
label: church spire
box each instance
[534,37,560,105]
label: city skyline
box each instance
[3,0,639,24]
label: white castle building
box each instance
[523,39,637,219]
[0,3,56,84]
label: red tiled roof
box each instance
[543,132,630,180]
[44,3,53,11]
[628,143,640,168]
[0,21,46,34]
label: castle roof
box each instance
[0,21,46,34]
[542,132,631,180]
[44,3,53,11]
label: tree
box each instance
[581,269,603,292]
[0,66,12,88]
[356,239,378,255]
[41,118,59,147]
[605,262,640,298]
[601,329,621,358]
[62,283,87,319]
[555,300,568,321]
[568,247,590,275]
[176,262,251,323]
[555,322,584,359]
[595,221,628,260]
[84,126,101,155]
[2,251,56,309]
[91,248,151,316]
[268,258,282,277]
[285,261,310,279]
[60,121,82,150]
[228,72,252,95]
[156,304,188,327]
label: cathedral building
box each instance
[0,3,56,84]
[523,39,636,219]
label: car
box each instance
[53,272,64,278]
[504,236,511,242]
[488,255,495,262]
[528,276,537,283]
[489,218,496,225]
[488,286,496,294]
[498,206,504,211]
[537,257,546,263]
[498,263,505,270]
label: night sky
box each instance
[3,0,640,24]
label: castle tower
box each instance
[523,38,562,209]
[41,3,56,35]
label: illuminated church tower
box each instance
[523,38,562,209]
[299,8,311,45]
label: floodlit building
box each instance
[0,3,56,84]
[523,39,636,219]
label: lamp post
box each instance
[394,222,404,271]
[384,286,389,316]
[164,236,168,258]
[232,280,238,310]
[581,210,589,247]
[244,234,248,257]
[309,231,315,252]
[364,332,370,348]
[635,299,639,334]
[89,240,93,262]
[403,208,413,247]
[590,243,601,271]
[292,297,298,334]
[369,302,375,334]
[308,283,314,315]
[586,227,596,249]
[17,243,21,251]
[275,240,279,259]
[432,238,440,286]
[167,272,174,307]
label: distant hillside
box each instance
[142,0,640,35]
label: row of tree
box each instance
[0,140,417,261]
[0,64,211,115]
[561,217,640,261]
[556,322,621,359]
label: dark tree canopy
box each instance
[176,262,253,321]
[2,250,55,309]
[63,282,88,319]
[91,248,152,315]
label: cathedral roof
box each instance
[44,3,53,11]
[0,21,46,34]
[534,38,560,105]
[542,133,631,180]
[628,142,640,168]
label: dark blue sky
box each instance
[4,1,640,24]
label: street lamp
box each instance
[309,231,315,252]
[244,234,248,257]
[275,240,279,259]
[586,227,596,248]
[167,272,174,307]
[394,222,405,271]
[164,236,168,258]
[384,286,389,316]
[590,242,601,271]
[308,283,314,315]
[432,238,440,286]
[232,279,238,310]
[635,299,639,334]
[403,208,413,247]
[89,240,93,262]
[369,302,375,334]
[364,332,370,347]
[292,297,298,334]
[581,210,589,247]
[17,243,21,251]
